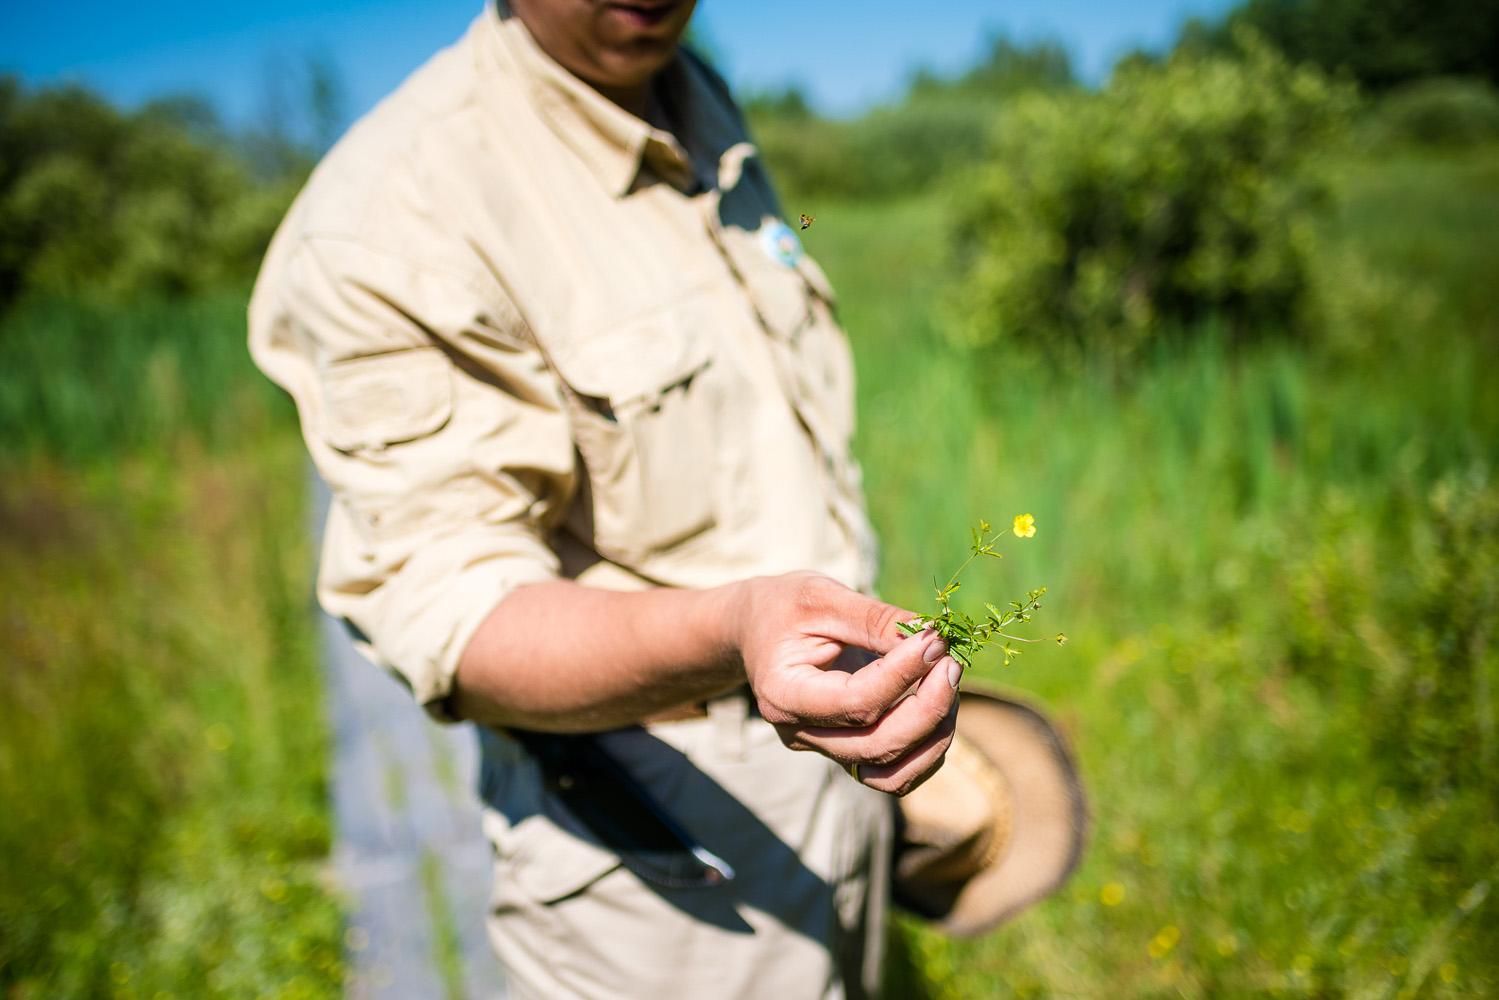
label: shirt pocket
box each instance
[319,346,454,453]
[549,295,720,565]
[479,743,624,907]
[502,795,625,906]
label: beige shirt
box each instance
[249,4,877,717]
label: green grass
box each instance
[799,146,1499,996]
[0,291,287,465]
[0,303,342,997]
[420,851,467,1000]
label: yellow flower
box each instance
[1099,881,1125,906]
[1012,513,1037,538]
[1147,924,1180,960]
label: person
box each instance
[250,1,977,996]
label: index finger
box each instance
[802,584,918,657]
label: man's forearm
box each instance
[451,579,747,731]
[453,570,962,796]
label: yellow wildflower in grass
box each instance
[1013,513,1037,538]
[1147,925,1181,960]
[1099,881,1125,906]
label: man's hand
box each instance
[730,572,963,796]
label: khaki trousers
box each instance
[476,693,894,999]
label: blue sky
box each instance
[1,0,1238,125]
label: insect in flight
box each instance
[798,213,815,230]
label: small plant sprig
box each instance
[896,515,1067,668]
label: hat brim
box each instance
[896,685,1089,937]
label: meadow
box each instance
[809,143,1499,996]
[2,104,1497,1000]
[0,299,343,997]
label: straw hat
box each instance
[892,684,1088,937]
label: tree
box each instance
[1206,0,1499,91]
[0,77,299,305]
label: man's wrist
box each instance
[696,577,754,680]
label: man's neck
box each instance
[591,80,652,120]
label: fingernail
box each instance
[923,638,946,664]
[946,657,963,689]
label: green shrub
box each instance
[0,78,298,307]
[948,33,1356,363]
[1367,77,1499,148]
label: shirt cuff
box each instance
[321,530,559,723]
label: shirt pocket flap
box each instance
[550,298,714,409]
[320,346,454,452]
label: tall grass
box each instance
[0,302,341,997]
[0,292,290,463]
[799,146,1499,995]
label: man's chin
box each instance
[595,47,678,89]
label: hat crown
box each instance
[894,735,1013,911]
[891,687,1088,937]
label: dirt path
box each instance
[314,478,507,999]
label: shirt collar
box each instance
[478,0,743,198]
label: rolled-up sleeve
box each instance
[251,233,576,719]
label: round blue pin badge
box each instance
[759,219,804,268]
